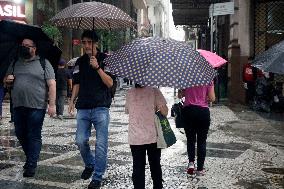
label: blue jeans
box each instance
[76,107,110,181]
[14,107,46,169]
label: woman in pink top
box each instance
[178,82,215,176]
[125,84,168,189]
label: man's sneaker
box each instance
[88,180,101,189]
[187,162,195,175]
[81,167,94,180]
[57,115,63,120]
[23,168,35,177]
[196,169,206,176]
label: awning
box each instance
[170,0,223,26]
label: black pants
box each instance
[130,143,162,189]
[182,105,210,171]
[56,90,67,116]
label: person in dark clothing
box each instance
[0,82,5,125]
[178,82,215,176]
[56,59,72,119]
[68,30,113,189]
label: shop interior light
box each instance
[14,0,23,4]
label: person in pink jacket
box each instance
[178,82,215,176]
[125,84,168,189]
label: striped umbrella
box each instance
[104,37,217,89]
[50,2,136,30]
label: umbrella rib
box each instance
[77,17,83,30]
[106,18,112,30]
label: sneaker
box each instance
[57,115,63,120]
[81,167,94,180]
[187,162,195,175]
[196,169,206,176]
[23,168,35,177]
[88,180,101,189]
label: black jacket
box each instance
[73,53,112,109]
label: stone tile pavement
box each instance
[0,87,283,189]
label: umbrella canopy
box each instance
[0,20,61,80]
[104,37,216,89]
[67,57,79,67]
[252,40,284,74]
[50,1,136,30]
[197,49,227,68]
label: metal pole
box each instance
[210,4,214,52]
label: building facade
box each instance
[170,0,284,104]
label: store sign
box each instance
[72,39,81,45]
[0,1,25,21]
[209,2,234,17]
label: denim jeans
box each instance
[130,143,163,189]
[14,107,46,169]
[182,105,210,171]
[76,107,110,181]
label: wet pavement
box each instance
[0,87,283,189]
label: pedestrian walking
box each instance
[178,82,215,176]
[125,84,168,189]
[68,30,113,189]
[4,38,56,177]
[56,59,72,119]
[0,82,5,125]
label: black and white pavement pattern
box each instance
[0,86,283,189]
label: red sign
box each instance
[0,1,26,21]
[72,39,80,45]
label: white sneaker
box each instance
[196,169,206,176]
[187,162,195,175]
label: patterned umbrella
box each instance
[252,40,284,74]
[197,49,227,68]
[50,2,136,30]
[104,37,216,89]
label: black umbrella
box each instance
[0,20,62,80]
[252,40,284,74]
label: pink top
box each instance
[125,87,167,145]
[184,84,214,108]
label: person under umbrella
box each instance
[178,82,215,176]
[125,83,168,189]
[4,38,56,177]
[68,30,113,189]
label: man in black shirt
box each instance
[68,30,113,189]
[56,59,72,119]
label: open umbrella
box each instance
[50,1,136,30]
[67,57,79,67]
[197,49,227,68]
[104,37,216,89]
[252,40,284,74]
[0,20,61,80]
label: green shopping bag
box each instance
[155,111,177,148]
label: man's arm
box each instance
[89,56,113,88]
[46,79,56,117]
[68,84,79,115]
[96,69,113,88]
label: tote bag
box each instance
[155,111,176,148]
